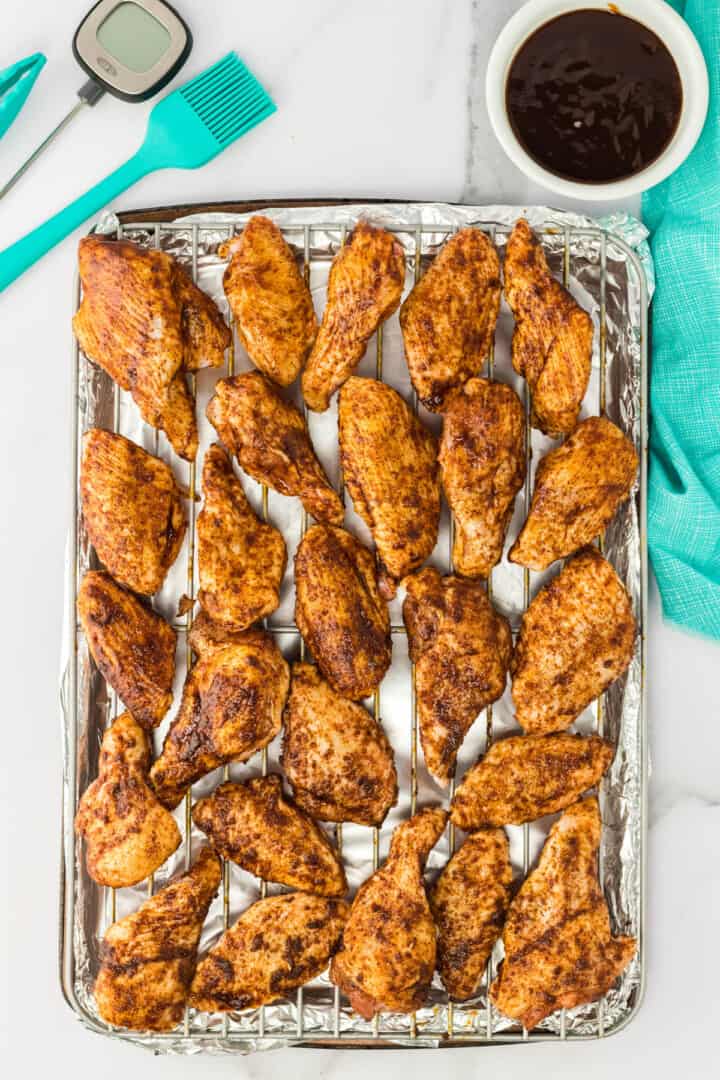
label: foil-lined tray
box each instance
[60,201,648,1054]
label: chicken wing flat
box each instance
[207,371,343,524]
[400,228,501,410]
[450,733,614,829]
[75,712,181,888]
[74,237,230,459]
[302,221,406,411]
[294,525,391,699]
[192,775,347,896]
[222,215,317,385]
[509,416,639,571]
[504,219,593,437]
[150,623,289,808]
[430,830,512,1001]
[330,807,447,1018]
[403,569,512,785]
[512,547,636,734]
[78,571,176,729]
[490,798,636,1029]
[81,428,186,596]
[190,893,348,1012]
[281,662,397,826]
[94,847,221,1031]
[197,444,286,631]
[439,377,526,578]
[338,377,440,596]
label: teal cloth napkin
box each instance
[643,0,720,639]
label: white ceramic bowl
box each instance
[486,0,709,200]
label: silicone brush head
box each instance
[142,51,276,168]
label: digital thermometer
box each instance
[0,0,192,199]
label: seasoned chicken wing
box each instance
[509,416,639,570]
[439,377,526,578]
[490,798,636,1029]
[74,236,229,459]
[150,622,289,808]
[81,428,186,596]
[75,712,180,888]
[95,848,221,1031]
[430,830,512,1001]
[504,219,593,437]
[197,443,286,631]
[450,733,614,829]
[403,569,512,785]
[222,215,317,385]
[192,775,346,896]
[338,377,440,597]
[281,663,397,826]
[512,547,636,734]
[330,807,447,1018]
[78,571,176,729]
[190,893,348,1012]
[400,228,501,410]
[207,371,343,524]
[302,221,406,411]
[294,525,391,699]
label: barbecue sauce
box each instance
[506,9,682,183]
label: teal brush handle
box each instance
[0,151,150,292]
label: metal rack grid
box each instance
[61,210,648,1051]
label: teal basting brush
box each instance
[0,52,276,292]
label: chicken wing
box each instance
[81,428,186,596]
[504,219,593,437]
[439,377,526,578]
[509,416,639,571]
[207,371,343,524]
[294,525,391,699]
[190,893,348,1012]
[512,547,636,734]
[75,712,180,888]
[302,221,406,411]
[450,733,614,829]
[403,569,512,785]
[94,847,221,1031]
[490,798,636,1029]
[430,830,512,1001]
[74,236,230,459]
[222,215,318,385]
[338,377,440,596]
[330,807,447,1018]
[400,228,501,410]
[281,662,397,826]
[150,622,289,808]
[78,571,176,729]
[197,443,286,631]
[192,775,347,896]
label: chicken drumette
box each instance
[197,443,286,631]
[338,377,441,597]
[504,219,593,437]
[403,568,512,785]
[222,215,318,386]
[207,371,343,524]
[400,228,501,410]
[302,221,405,412]
[439,377,526,578]
[490,798,636,1029]
[330,807,447,1018]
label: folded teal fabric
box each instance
[643,0,720,639]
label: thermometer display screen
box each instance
[97,2,171,73]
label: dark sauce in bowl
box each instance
[506,8,683,183]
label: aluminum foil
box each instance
[61,202,648,1054]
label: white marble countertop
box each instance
[2,0,719,1073]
